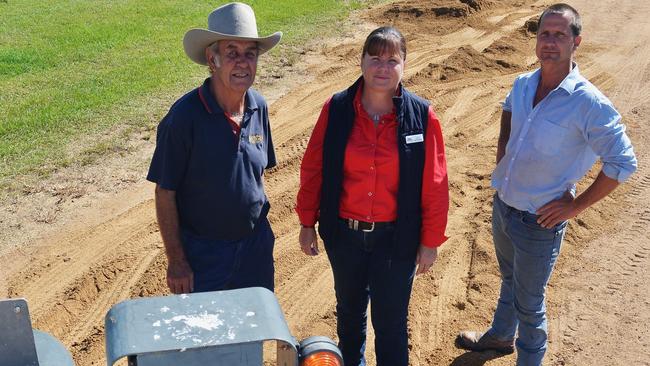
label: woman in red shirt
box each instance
[296,27,449,366]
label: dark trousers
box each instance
[181,217,275,292]
[324,220,416,366]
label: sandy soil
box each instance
[1,0,649,365]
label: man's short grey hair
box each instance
[538,3,582,37]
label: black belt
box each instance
[339,217,395,232]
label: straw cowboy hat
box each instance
[183,2,282,65]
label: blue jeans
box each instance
[488,194,567,366]
[181,217,275,292]
[324,220,416,366]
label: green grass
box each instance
[0,0,375,188]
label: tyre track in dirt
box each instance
[550,157,650,365]
[5,204,162,359]
[7,201,156,317]
[65,247,161,344]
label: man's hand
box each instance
[155,185,193,294]
[537,171,621,229]
[536,191,581,228]
[167,258,194,294]
[416,245,438,275]
[299,226,319,256]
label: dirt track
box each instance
[1,0,649,365]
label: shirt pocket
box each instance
[532,119,568,156]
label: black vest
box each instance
[318,77,430,260]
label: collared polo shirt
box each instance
[491,65,637,213]
[147,78,276,240]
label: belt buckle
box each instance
[361,221,375,233]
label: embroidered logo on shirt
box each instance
[249,134,263,144]
[405,134,424,144]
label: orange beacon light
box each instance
[299,336,343,366]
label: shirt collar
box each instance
[557,62,580,94]
[198,77,259,114]
[529,62,581,96]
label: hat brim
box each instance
[183,29,282,65]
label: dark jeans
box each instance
[181,216,275,292]
[324,220,416,366]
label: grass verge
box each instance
[0,0,378,190]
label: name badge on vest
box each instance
[405,133,424,144]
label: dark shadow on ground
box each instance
[450,350,508,365]
[451,333,514,365]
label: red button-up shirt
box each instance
[296,85,449,247]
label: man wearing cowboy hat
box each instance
[147,2,282,294]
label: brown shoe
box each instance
[456,330,514,354]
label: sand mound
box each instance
[407,45,517,85]
[384,0,494,19]
[524,16,540,33]
[482,18,538,70]
[371,0,502,38]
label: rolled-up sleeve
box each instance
[583,99,637,182]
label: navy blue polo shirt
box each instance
[147,78,276,240]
